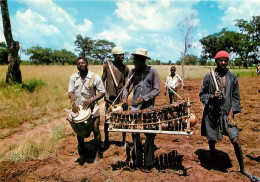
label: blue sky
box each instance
[1,0,259,62]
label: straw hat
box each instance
[131,48,151,59]
[111,46,125,55]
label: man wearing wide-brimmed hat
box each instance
[102,46,129,147]
[122,48,160,171]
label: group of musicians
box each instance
[68,47,258,180]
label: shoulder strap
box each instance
[88,74,96,88]
[107,60,118,87]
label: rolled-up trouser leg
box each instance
[132,133,143,167]
[144,133,156,167]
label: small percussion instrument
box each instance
[67,105,93,138]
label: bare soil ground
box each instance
[0,77,259,182]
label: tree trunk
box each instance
[1,0,22,84]
[241,56,248,69]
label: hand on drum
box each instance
[82,99,93,109]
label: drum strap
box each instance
[88,74,96,88]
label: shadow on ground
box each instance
[195,149,232,172]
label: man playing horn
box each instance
[68,57,105,165]
[122,48,160,171]
[102,46,129,147]
[164,66,183,103]
[199,51,257,180]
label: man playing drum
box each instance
[122,48,160,171]
[102,46,129,147]
[68,57,105,165]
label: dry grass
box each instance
[0,123,66,162]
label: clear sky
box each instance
[1,0,259,62]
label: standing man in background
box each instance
[164,66,183,103]
[102,46,129,148]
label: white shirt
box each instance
[165,74,183,90]
[68,70,105,117]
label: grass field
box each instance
[0,65,258,138]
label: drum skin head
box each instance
[69,105,91,122]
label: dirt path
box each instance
[0,77,259,182]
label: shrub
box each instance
[21,79,46,92]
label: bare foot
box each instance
[240,170,259,181]
[241,169,251,176]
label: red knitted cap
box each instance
[215,51,229,60]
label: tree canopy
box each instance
[200,15,260,68]
[74,34,116,63]
[74,34,95,58]
[25,46,77,65]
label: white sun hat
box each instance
[111,46,125,55]
[131,48,151,59]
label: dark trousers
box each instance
[77,116,101,154]
[132,133,156,167]
[169,91,177,104]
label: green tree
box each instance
[26,46,52,65]
[92,39,115,63]
[200,16,260,68]
[74,34,95,58]
[235,16,260,64]
[0,42,8,65]
[57,49,77,65]
[183,54,198,65]
[26,47,77,65]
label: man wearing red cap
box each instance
[199,51,256,180]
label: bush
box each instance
[21,79,46,92]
